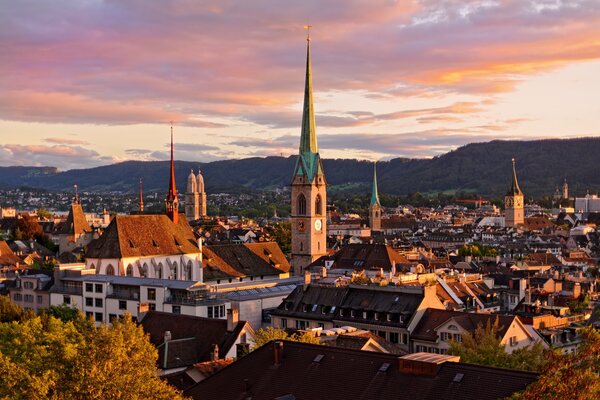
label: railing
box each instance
[106,291,140,301]
[165,295,227,306]
[51,286,83,295]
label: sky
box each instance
[1,0,600,170]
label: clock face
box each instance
[505,197,514,207]
[515,197,523,208]
[297,220,306,232]
[314,219,322,231]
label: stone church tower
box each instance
[290,32,327,276]
[505,158,524,227]
[369,162,382,232]
[185,169,207,221]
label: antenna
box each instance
[304,24,312,41]
[73,184,79,204]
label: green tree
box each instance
[513,327,600,400]
[448,319,545,372]
[271,221,291,255]
[0,312,185,399]
[36,208,52,220]
[251,327,320,350]
[40,304,81,323]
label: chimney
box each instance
[273,340,283,366]
[210,343,219,361]
[304,271,311,291]
[554,269,559,280]
[519,278,527,302]
[573,282,581,299]
[227,304,240,332]
[391,261,397,277]
[321,266,327,278]
[164,330,172,342]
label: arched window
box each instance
[297,194,306,215]
[155,263,163,279]
[126,264,133,277]
[300,242,303,252]
[139,263,148,278]
[375,211,379,218]
[315,194,322,215]
[184,261,192,280]
[170,262,178,280]
[105,265,115,276]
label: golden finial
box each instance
[304,24,312,42]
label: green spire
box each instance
[299,35,317,154]
[371,162,381,207]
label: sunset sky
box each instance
[1,0,600,170]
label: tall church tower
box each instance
[369,162,382,232]
[562,177,569,200]
[165,124,179,224]
[197,170,207,217]
[185,169,199,220]
[290,30,327,276]
[505,158,524,227]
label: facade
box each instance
[58,197,93,255]
[505,158,525,227]
[369,162,382,232]
[185,169,207,221]
[9,272,53,313]
[290,34,327,276]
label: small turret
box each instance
[187,169,197,194]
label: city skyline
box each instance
[2,0,600,170]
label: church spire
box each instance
[370,162,381,207]
[507,158,523,196]
[299,26,317,155]
[165,122,179,223]
[138,177,144,213]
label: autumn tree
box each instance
[448,319,545,372]
[271,221,291,255]
[14,214,42,240]
[0,312,185,399]
[514,327,600,400]
[0,295,24,323]
[251,327,320,350]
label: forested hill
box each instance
[1,137,599,197]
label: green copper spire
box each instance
[299,32,317,154]
[371,162,381,207]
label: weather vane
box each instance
[304,24,312,41]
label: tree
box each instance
[14,215,43,240]
[447,319,545,372]
[0,312,185,399]
[271,222,291,255]
[251,327,320,350]
[514,327,600,400]
[0,295,24,323]
[40,304,81,323]
[36,208,52,220]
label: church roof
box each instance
[371,162,381,207]
[85,214,198,259]
[506,158,523,196]
[60,202,91,235]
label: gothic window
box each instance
[126,265,133,277]
[184,261,192,280]
[105,265,115,276]
[315,194,322,215]
[375,211,379,218]
[170,262,178,280]
[155,263,163,279]
[139,263,148,278]
[297,194,306,215]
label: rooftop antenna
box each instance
[73,184,79,204]
[304,24,312,42]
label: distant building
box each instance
[505,158,524,227]
[58,195,93,256]
[8,271,53,313]
[369,162,382,232]
[185,169,207,221]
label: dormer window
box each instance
[321,306,327,314]
[387,313,392,322]
[350,310,356,318]
[363,311,368,319]
[311,304,318,312]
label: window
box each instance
[24,294,34,303]
[109,314,117,322]
[147,288,156,301]
[85,283,93,292]
[105,265,115,275]
[509,336,518,346]
[315,194,322,215]
[94,284,103,293]
[86,312,93,319]
[95,312,103,323]
[24,281,34,289]
[36,295,43,304]
[126,265,133,277]
[149,303,156,311]
[95,298,103,308]
[378,331,387,339]
[330,306,336,314]
[208,305,225,319]
[441,332,451,342]
[296,320,308,330]
[453,334,462,343]
[297,194,306,215]
[389,332,399,343]
[118,300,127,310]
[172,306,181,314]
[85,297,93,307]
[280,318,288,328]
[63,295,71,305]
[13,293,22,301]
[318,322,325,329]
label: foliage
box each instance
[513,327,600,400]
[13,215,42,240]
[447,318,545,372]
[0,295,24,323]
[33,259,59,271]
[0,312,185,399]
[350,270,370,285]
[568,294,590,314]
[36,208,53,220]
[271,221,291,255]
[40,304,82,323]
[458,243,497,258]
[251,327,321,350]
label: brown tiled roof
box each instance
[411,308,517,342]
[193,358,234,376]
[327,243,410,271]
[202,242,290,280]
[0,241,20,266]
[381,216,417,230]
[140,311,247,369]
[85,214,198,258]
[329,332,408,356]
[60,203,91,235]
[184,341,538,400]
